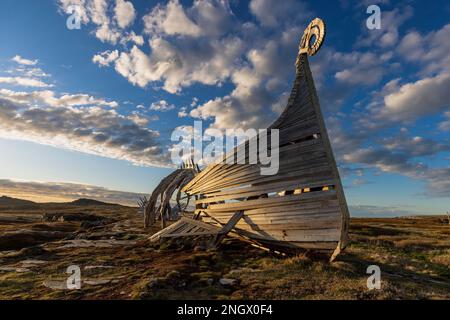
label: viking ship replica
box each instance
[144,18,350,261]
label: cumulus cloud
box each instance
[343,145,450,197]
[112,36,244,93]
[178,106,188,118]
[92,50,119,67]
[190,25,304,129]
[0,90,170,168]
[143,0,233,38]
[83,0,314,130]
[150,100,175,112]
[325,115,450,197]
[334,52,386,86]
[12,67,50,78]
[0,89,118,108]
[120,31,144,46]
[249,0,311,27]
[12,55,38,66]
[58,0,138,45]
[143,0,202,37]
[0,77,52,88]
[398,23,450,76]
[51,0,450,202]
[381,135,450,157]
[0,179,145,206]
[114,0,136,29]
[439,112,450,131]
[378,73,450,122]
[357,6,413,48]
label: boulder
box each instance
[0,230,69,251]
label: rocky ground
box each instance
[0,202,449,299]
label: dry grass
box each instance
[0,206,449,300]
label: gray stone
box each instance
[219,278,236,286]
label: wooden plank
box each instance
[196,179,335,204]
[207,190,337,211]
[214,211,244,245]
[160,230,219,238]
[153,26,350,261]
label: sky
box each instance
[0,0,449,216]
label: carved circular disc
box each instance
[299,18,326,56]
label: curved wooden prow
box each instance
[182,18,349,261]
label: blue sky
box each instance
[0,0,449,216]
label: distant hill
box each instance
[0,196,122,209]
[69,198,116,206]
[0,196,38,208]
[0,196,39,209]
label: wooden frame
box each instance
[145,18,350,261]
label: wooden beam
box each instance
[214,211,244,246]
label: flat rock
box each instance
[43,278,118,289]
[84,279,112,285]
[43,280,68,290]
[227,267,256,275]
[219,278,237,286]
[0,230,69,251]
[54,239,136,249]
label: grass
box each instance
[0,205,449,299]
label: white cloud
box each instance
[14,67,50,78]
[398,23,450,76]
[357,6,413,49]
[120,31,144,46]
[343,145,450,197]
[58,0,130,45]
[112,35,244,93]
[0,90,169,168]
[178,106,188,118]
[12,55,38,66]
[0,179,145,206]
[143,0,202,37]
[92,50,119,67]
[439,112,450,131]
[150,100,175,112]
[249,0,311,27]
[0,77,52,88]
[190,26,304,129]
[143,0,234,38]
[0,89,118,108]
[379,73,450,122]
[114,0,136,28]
[333,51,387,86]
[127,111,149,126]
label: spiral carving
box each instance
[299,18,326,57]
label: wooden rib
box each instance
[153,40,350,260]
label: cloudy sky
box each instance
[0,0,449,214]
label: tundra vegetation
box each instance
[0,197,449,299]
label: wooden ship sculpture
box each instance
[144,18,350,261]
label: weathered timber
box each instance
[181,18,349,261]
[145,18,350,261]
